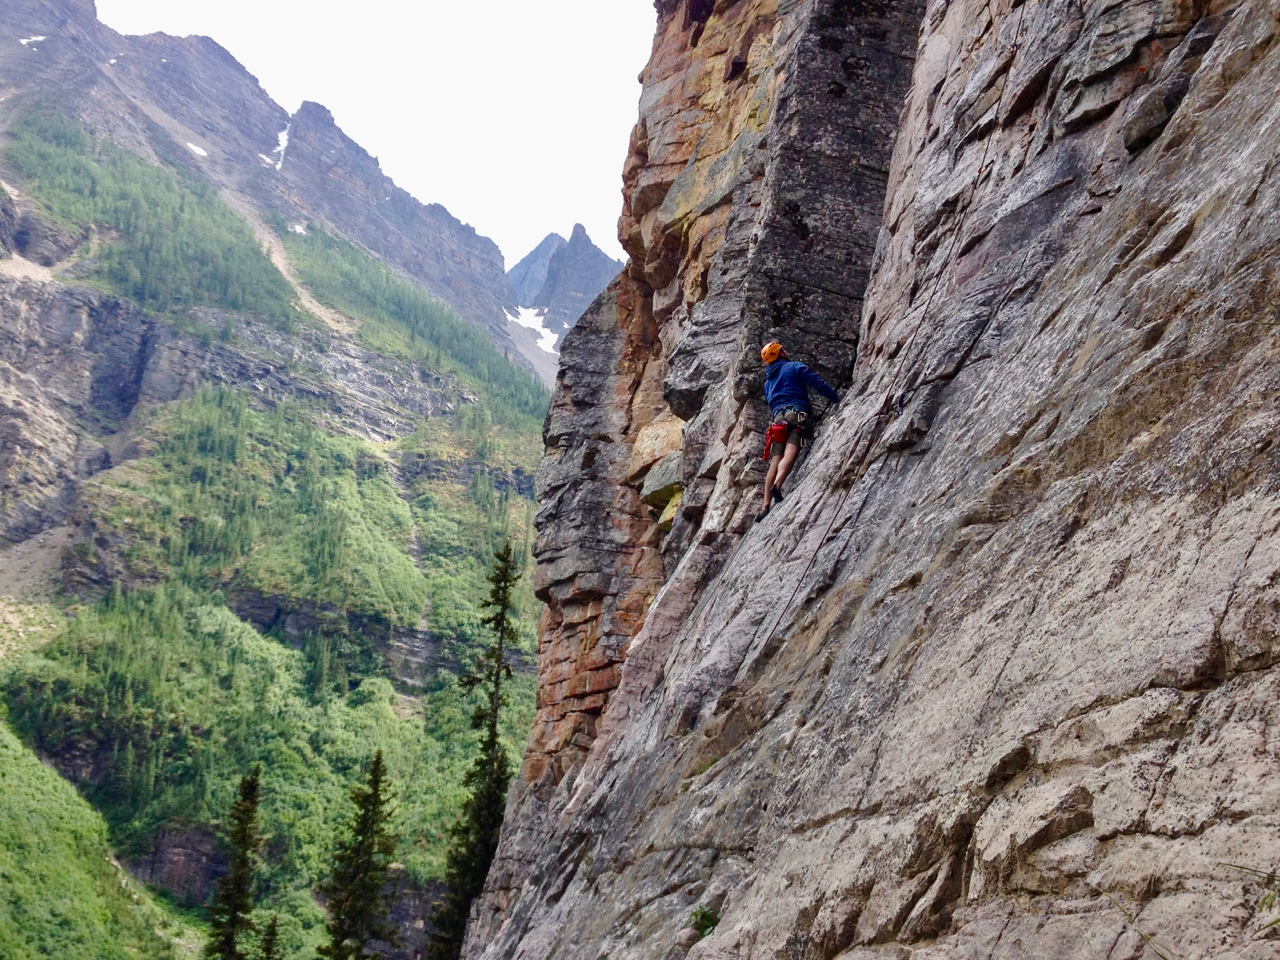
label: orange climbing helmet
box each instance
[761,341,784,364]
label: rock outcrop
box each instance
[125,826,226,907]
[508,233,568,305]
[468,0,1280,957]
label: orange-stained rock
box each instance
[473,0,1280,957]
[469,0,925,951]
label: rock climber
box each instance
[757,341,840,522]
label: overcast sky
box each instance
[95,0,656,266]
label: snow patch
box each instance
[19,36,46,46]
[290,224,307,236]
[108,58,117,64]
[258,154,275,167]
[271,125,290,171]
[506,307,559,355]
[185,142,208,157]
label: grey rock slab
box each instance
[469,1,1280,959]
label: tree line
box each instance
[7,106,295,322]
[204,544,522,960]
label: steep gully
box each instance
[467,0,1280,957]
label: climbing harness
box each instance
[762,408,812,461]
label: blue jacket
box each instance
[763,360,840,414]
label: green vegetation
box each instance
[2,102,552,960]
[690,905,720,940]
[0,380,542,958]
[277,220,547,428]
[428,544,519,960]
[316,751,399,960]
[258,915,282,960]
[4,583,534,960]
[0,599,61,662]
[0,722,198,960]
[84,387,539,658]
[205,768,263,960]
[5,107,295,321]
[3,390,540,960]
[95,388,428,634]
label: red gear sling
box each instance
[762,423,789,460]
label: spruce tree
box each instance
[205,767,263,960]
[427,542,519,960]
[258,914,281,960]
[318,750,400,960]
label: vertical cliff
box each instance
[472,0,924,948]
[469,0,1280,955]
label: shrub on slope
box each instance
[0,722,187,960]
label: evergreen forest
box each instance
[6,107,296,321]
[0,106,549,959]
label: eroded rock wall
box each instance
[472,0,924,947]
[0,275,451,545]
[470,0,1280,956]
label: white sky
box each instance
[95,0,657,266]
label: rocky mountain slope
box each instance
[508,233,569,305]
[0,6,552,957]
[465,0,1280,957]
[509,224,624,349]
[0,224,539,960]
[0,0,556,378]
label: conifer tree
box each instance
[258,914,281,960]
[318,750,400,960]
[427,542,519,960]
[205,767,263,960]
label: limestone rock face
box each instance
[469,0,1280,957]
[125,826,225,907]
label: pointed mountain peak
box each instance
[508,233,569,304]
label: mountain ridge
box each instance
[505,223,623,354]
[0,5,550,956]
[526,223,623,349]
[0,0,562,381]
[507,232,567,305]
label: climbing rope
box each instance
[755,0,1032,646]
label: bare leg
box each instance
[763,453,783,510]
[775,441,801,492]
